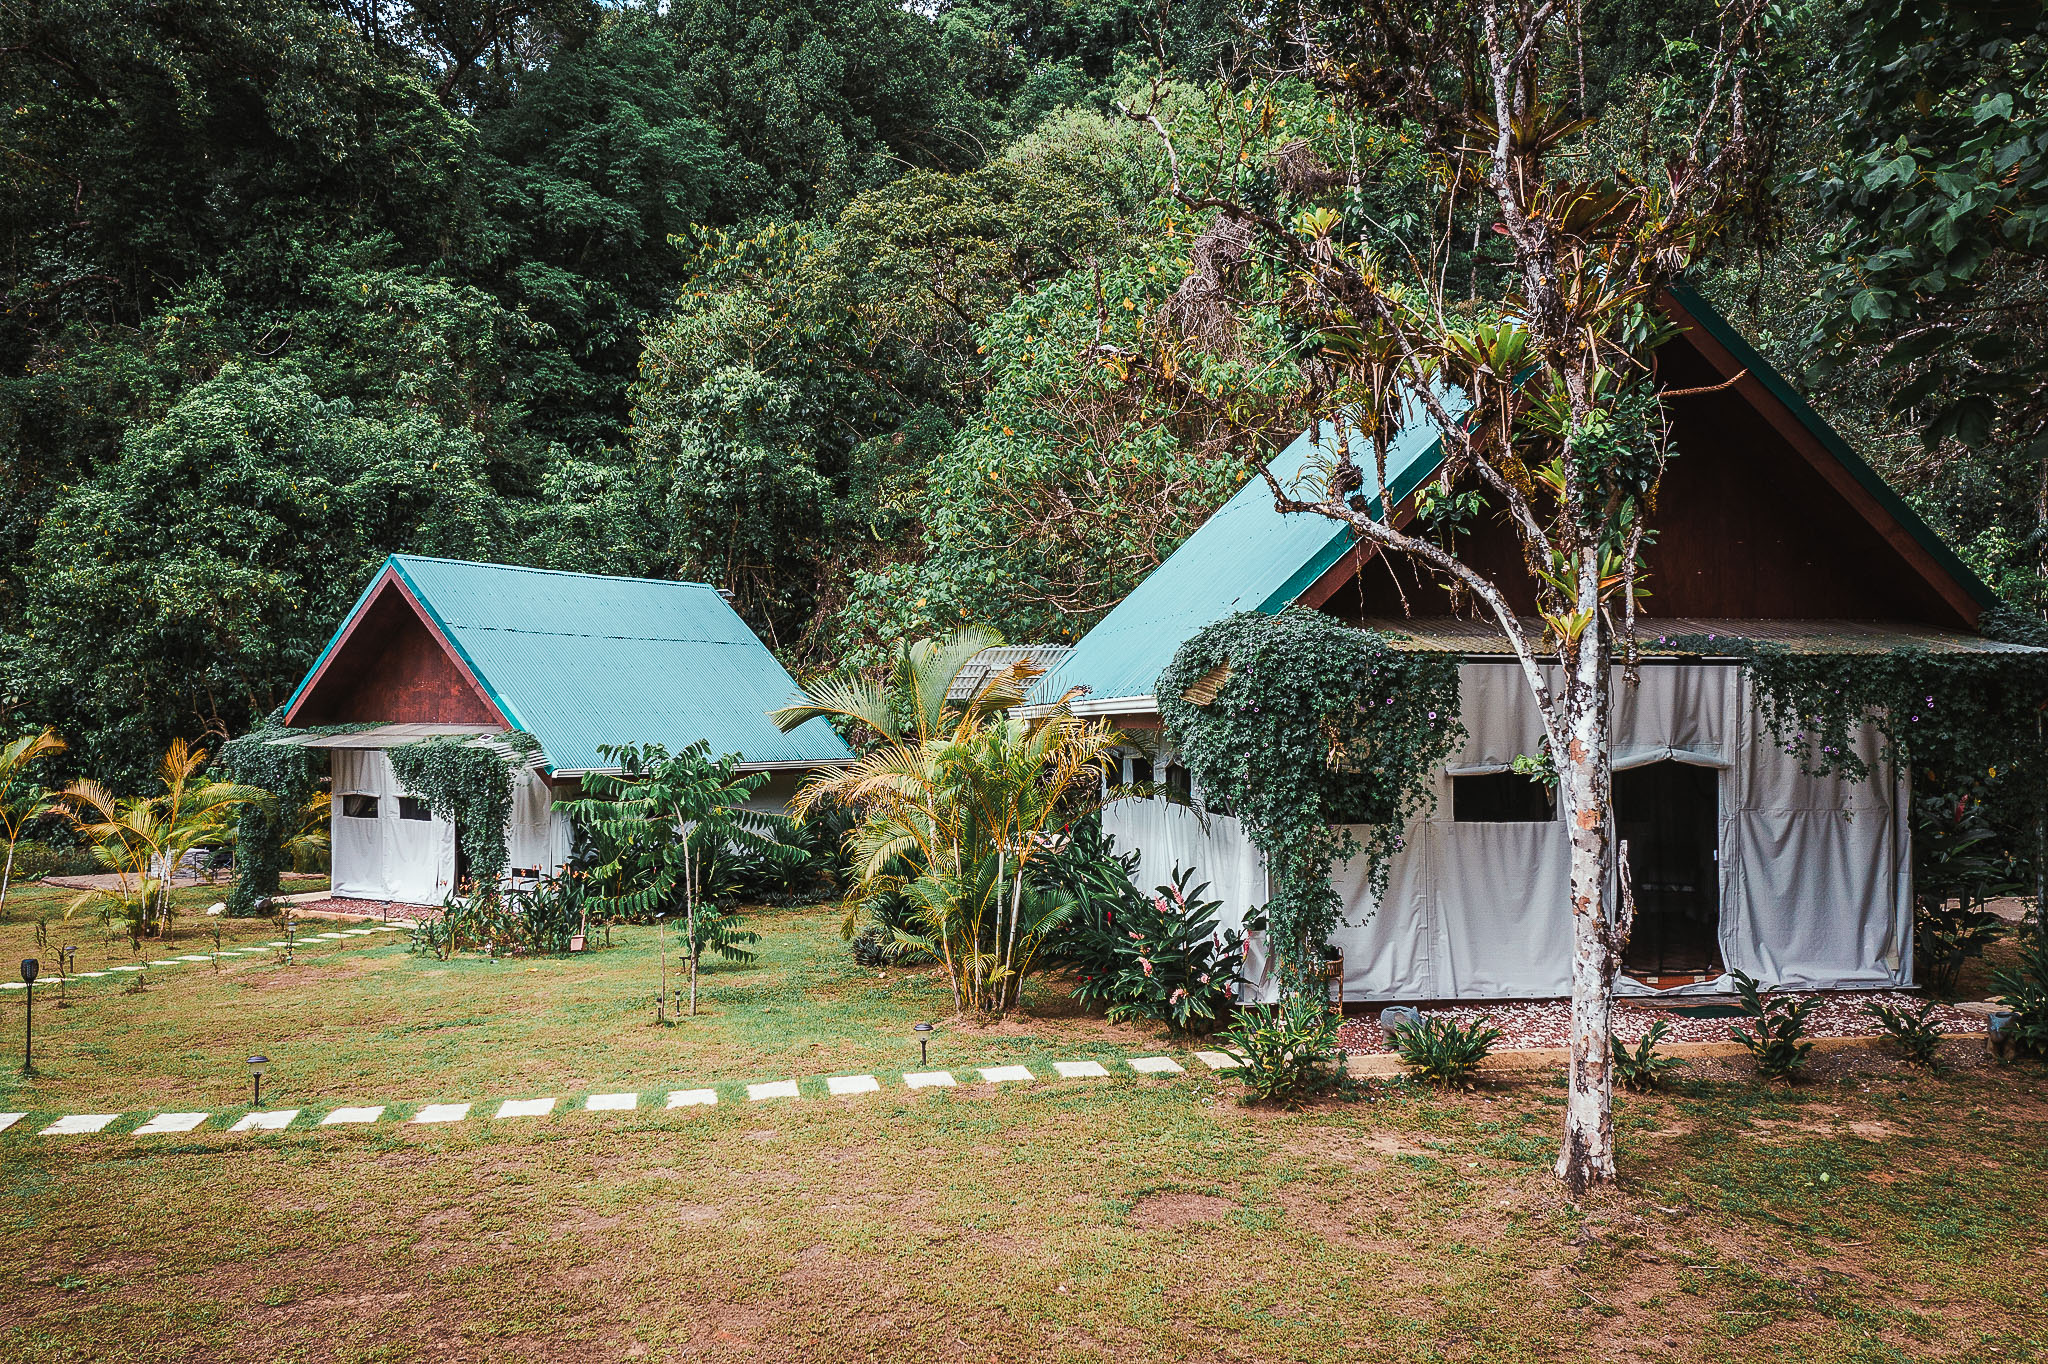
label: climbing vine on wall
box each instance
[214,719,324,917]
[388,734,541,900]
[1157,610,1464,999]
[1664,610,2048,913]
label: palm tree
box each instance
[58,739,262,939]
[0,728,66,913]
[779,639,1123,1014]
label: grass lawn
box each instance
[1,880,2044,1363]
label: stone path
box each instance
[0,924,413,992]
[7,1054,1241,1143]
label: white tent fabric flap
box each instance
[330,749,455,905]
[1105,659,1911,1001]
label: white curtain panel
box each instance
[329,748,456,905]
[1106,659,1911,1001]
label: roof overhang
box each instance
[1351,616,2047,656]
[266,723,506,749]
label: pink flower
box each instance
[1198,973,1210,984]
[1171,987,1187,1002]
[1140,958,1153,976]
[1153,896,1170,914]
[1170,885,1186,907]
[1128,930,1142,941]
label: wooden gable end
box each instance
[285,571,508,727]
[1311,305,1980,629]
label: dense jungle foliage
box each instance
[2,0,2042,786]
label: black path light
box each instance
[247,1055,269,1107]
[915,1020,934,1068]
[19,958,38,1073]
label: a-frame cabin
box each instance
[273,556,851,907]
[1038,288,2034,1000]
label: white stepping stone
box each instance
[148,958,182,965]
[1053,1060,1109,1079]
[0,1113,23,1132]
[0,982,22,989]
[228,1109,299,1132]
[826,1074,879,1096]
[979,1065,1033,1084]
[176,955,213,962]
[585,1092,637,1111]
[76,971,107,978]
[322,1106,386,1125]
[343,930,377,936]
[1193,1051,1242,1070]
[314,933,346,940]
[666,1089,717,1108]
[266,941,291,947]
[412,1103,471,1124]
[495,1098,554,1118]
[747,1080,800,1101]
[376,926,407,932]
[133,1112,208,1135]
[1129,1056,1184,1074]
[110,965,144,972]
[40,1114,118,1135]
[904,1071,956,1089]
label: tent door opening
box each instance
[1616,761,1722,977]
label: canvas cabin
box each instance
[1034,287,2039,1001]
[272,556,852,907]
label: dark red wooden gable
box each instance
[285,570,508,727]
[1302,300,1980,630]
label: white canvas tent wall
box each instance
[1105,658,1912,1001]
[305,731,571,906]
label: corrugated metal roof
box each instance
[947,645,1074,701]
[1357,617,2048,655]
[373,556,851,773]
[1037,291,2013,714]
[1034,414,1446,706]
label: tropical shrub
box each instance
[1392,1015,1503,1088]
[1610,1019,1685,1092]
[57,739,261,939]
[1864,998,1945,1066]
[781,632,1120,1014]
[1068,867,1250,1034]
[1992,934,2048,1058]
[1729,971,1820,1080]
[504,875,587,955]
[1915,899,2005,996]
[0,729,65,913]
[1224,998,1348,1106]
[556,741,791,1014]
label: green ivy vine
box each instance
[1660,613,2048,913]
[214,716,379,917]
[1157,609,1464,999]
[388,733,541,900]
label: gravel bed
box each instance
[1335,990,1984,1054]
[286,897,435,920]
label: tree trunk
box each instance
[1554,628,1628,1196]
[1004,866,1026,1011]
[685,844,699,1017]
[0,837,16,914]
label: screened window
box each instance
[341,793,380,819]
[1127,756,1153,787]
[1452,772,1554,822]
[1163,763,1192,802]
[398,796,432,822]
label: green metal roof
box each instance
[288,556,852,773]
[1036,415,1445,705]
[1042,290,1998,709]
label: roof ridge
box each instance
[389,554,720,593]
